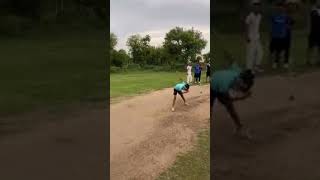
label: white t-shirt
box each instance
[245,12,262,41]
[187,65,192,75]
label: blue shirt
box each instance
[194,64,201,74]
[271,14,289,38]
[174,82,187,91]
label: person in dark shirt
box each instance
[206,62,211,83]
[307,0,320,65]
[269,2,291,69]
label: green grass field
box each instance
[157,130,210,180]
[0,32,106,115]
[110,71,209,99]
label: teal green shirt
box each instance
[211,64,241,93]
[174,82,187,91]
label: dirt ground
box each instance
[0,104,106,180]
[212,71,320,180]
[110,85,210,180]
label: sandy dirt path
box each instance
[0,104,106,180]
[212,71,320,180]
[110,85,210,180]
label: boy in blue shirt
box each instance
[172,82,190,112]
[270,2,291,69]
[194,63,202,84]
[211,64,254,138]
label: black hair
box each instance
[239,69,255,91]
[185,83,190,90]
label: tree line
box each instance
[0,0,106,35]
[110,27,210,71]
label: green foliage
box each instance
[127,34,152,66]
[111,49,130,68]
[164,27,207,64]
[110,27,207,71]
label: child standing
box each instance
[186,63,193,84]
[245,0,264,73]
[270,1,291,69]
[172,82,190,112]
[194,62,202,84]
[210,64,254,138]
[206,62,211,83]
[307,0,320,65]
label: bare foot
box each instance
[171,107,175,112]
[184,103,189,106]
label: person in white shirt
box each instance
[245,0,264,73]
[186,63,193,84]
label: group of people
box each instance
[170,61,210,112]
[172,0,320,138]
[186,62,211,84]
[245,0,320,74]
[211,0,320,138]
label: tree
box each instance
[112,49,130,68]
[164,27,207,64]
[126,34,151,66]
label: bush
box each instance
[127,64,141,70]
[110,66,122,73]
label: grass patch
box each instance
[110,71,209,99]
[0,32,106,115]
[157,129,210,180]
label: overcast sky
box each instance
[110,0,210,53]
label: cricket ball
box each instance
[289,95,295,101]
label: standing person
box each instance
[284,2,295,68]
[245,0,264,73]
[206,62,211,83]
[194,62,201,84]
[186,63,193,84]
[307,0,320,65]
[270,1,291,69]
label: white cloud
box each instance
[111,0,210,53]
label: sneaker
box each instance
[184,103,189,106]
[171,107,175,112]
[272,63,278,69]
[283,63,289,69]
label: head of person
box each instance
[251,0,261,14]
[275,0,286,13]
[184,83,190,90]
[236,69,255,92]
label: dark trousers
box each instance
[270,37,290,64]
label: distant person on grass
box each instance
[210,64,254,138]
[194,62,202,85]
[269,1,291,69]
[307,0,320,65]
[186,63,193,84]
[171,82,190,112]
[206,62,211,83]
[245,0,264,74]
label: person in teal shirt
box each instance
[211,65,254,138]
[172,82,190,112]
